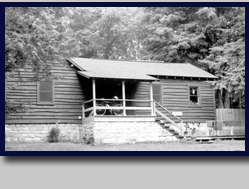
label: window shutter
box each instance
[38,81,54,104]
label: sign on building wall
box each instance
[172,112,183,116]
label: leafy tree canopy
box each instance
[142,7,245,108]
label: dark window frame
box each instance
[37,81,54,106]
[188,85,201,106]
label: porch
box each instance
[81,79,156,118]
[79,79,184,144]
[80,78,185,139]
[70,59,186,143]
[82,98,156,118]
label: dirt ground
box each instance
[5,139,245,151]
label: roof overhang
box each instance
[77,71,159,81]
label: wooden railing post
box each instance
[149,82,154,116]
[92,79,96,116]
[153,100,156,116]
[122,81,126,116]
[82,103,85,119]
[180,121,183,136]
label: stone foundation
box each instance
[5,118,178,144]
[5,123,81,142]
[81,118,94,144]
[93,116,178,144]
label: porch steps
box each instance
[156,119,184,140]
[156,113,180,124]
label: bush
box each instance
[48,127,60,143]
[82,136,94,146]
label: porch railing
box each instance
[154,101,184,135]
[82,98,155,118]
[154,101,183,123]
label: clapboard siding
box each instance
[6,60,86,124]
[6,59,216,124]
[133,82,151,115]
[161,79,215,122]
[134,82,150,100]
[131,79,215,121]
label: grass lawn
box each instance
[5,139,245,151]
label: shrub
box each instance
[48,127,60,143]
[82,136,94,146]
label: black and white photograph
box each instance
[5,6,245,152]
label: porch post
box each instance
[92,79,96,116]
[82,103,85,119]
[122,80,126,115]
[149,82,154,116]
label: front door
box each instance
[152,82,162,104]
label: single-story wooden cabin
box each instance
[5,58,217,144]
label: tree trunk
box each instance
[224,90,230,108]
[217,89,224,109]
[103,36,116,59]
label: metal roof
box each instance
[67,58,217,80]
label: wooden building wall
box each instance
[6,60,87,124]
[160,79,216,122]
[133,79,215,122]
[6,59,215,124]
[133,82,151,115]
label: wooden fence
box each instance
[216,109,245,121]
[212,109,245,137]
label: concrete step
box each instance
[164,124,170,128]
[178,135,184,139]
[174,131,179,136]
[169,126,175,131]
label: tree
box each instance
[199,8,245,108]
[66,7,148,60]
[5,7,72,117]
[142,7,209,63]
[142,7,245,108]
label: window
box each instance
[189,86,200,105]
[37,81,54,105]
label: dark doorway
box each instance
[96,80,122,99]
[152,82,162,104]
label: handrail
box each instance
[94,106,151,110]
[83,98,153,105]
[155,109,179,127]
[83,99,94,105]
[95,98,153,102]
[154,101,183,122]
[155,109,183,135]
[84,107,94,113]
